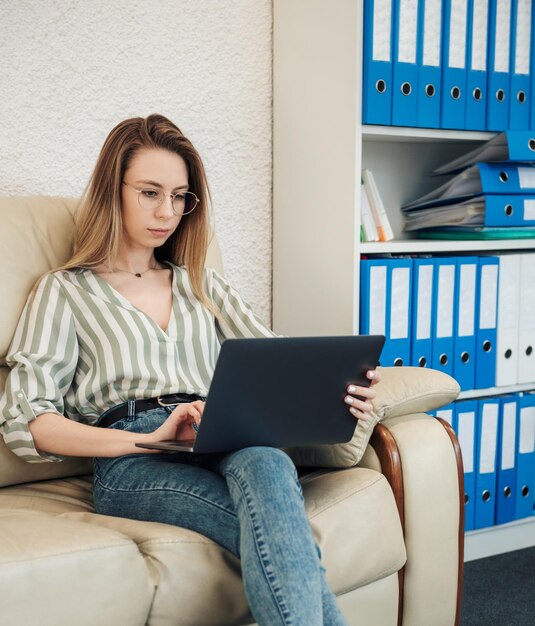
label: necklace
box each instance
[109,263,159,278]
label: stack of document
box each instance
[362,1,533,131]
[432,393,535,531]
[432,132,535,176]
[402,132,535,236]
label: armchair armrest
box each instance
[360,413,464,626]
[371,366,460,420]
[286,366,460,469]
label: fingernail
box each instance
[350,407,357,416]
[344,396,354,405]
[368,371,375,379]
[348,385,357,393]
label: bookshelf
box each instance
[273,0,535,559]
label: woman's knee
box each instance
[221,446,298,481]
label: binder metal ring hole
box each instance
[439,353,448,365]
[393,358,403,367]
[527,346,533,356]
[473,87,482,101]
[499,171,508,182]
[504,486,512,498]
[517,91,526,104]
[529,139,535,151]
[401,82,412,96]
[451,86,461,100]
[425,84,435,97]
[496,89,505,102]
[483,340,492,353]
[464,494,469,505]
[376,79,387,94]
[418,356,427,367]
[505,349,512,359]
[461,352,470,364]
[521,485,529,497]
[504,204,513,216]
[482,490,491,502]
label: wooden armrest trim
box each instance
[372,418,465,626]
[370,423,404,626]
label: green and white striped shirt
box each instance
[0,263,275,463]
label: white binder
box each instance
[496,254,522,385]
[518,253,535,383]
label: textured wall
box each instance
[0,0,273,324]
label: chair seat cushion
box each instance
[0,466,406,626]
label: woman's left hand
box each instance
[344,368,382,422]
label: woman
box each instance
[0,114,380,625]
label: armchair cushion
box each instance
[286,366,460,468]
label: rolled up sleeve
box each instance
[0,273,78,463]
[208,268,278,341]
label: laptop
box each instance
[135,334,385,454]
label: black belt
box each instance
[97,393,204,428]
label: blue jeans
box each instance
[92,407,348,626]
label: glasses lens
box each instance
[174,191,198,215]
[138,189,163,211]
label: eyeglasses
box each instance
[122,182,199,216]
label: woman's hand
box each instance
[344,368,382,422]
[145,401,205,444]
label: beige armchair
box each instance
[0,197,463,626]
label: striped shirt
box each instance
[0,263,276,463]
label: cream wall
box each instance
[0,0,273,323]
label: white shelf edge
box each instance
[458,384,535,400]
[359,239,535,254]
[464,516,535,561]
[362,125,495,143]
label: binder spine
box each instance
[466,0,490,130]
[495,396,518,525]
[411,258,435,368]
[363,0,395,125]
[515,393,535,519]
[487,0,513,130]
[416,0,443,127]
[496,254,522,386]
[509,0,532,130]
[474,398,500,529]
[432,257,456,375]
[441,0,469,129]
[455,399,479,530]
[482,194,535,226]
[383,259,413,367]
[517,253,535,382]
[392,0,420,126]
[454,257,478,390]
[475,256,499,389]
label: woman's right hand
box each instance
[145,400,205,444]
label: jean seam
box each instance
[224,468,293,626]
[94,477,238,521]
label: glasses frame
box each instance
[122,181,199,216]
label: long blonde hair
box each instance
[60,114,216,314]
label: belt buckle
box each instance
[157,395,181,407]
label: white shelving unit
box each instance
[273,0,535,560]
[465,516,535,561]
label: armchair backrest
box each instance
[0,196,223,487]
